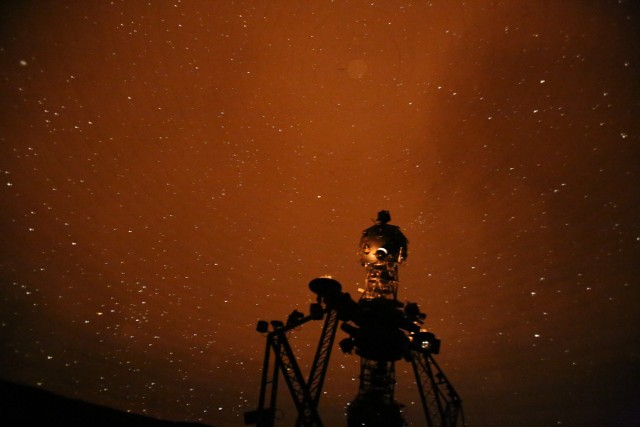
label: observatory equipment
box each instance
[244,212,464,427]
[358,210,408,300]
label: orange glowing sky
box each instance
[1,1,639,426]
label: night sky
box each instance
[1,1,639,426]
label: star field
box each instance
[1,1,639,426]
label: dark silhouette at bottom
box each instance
[245,212,464,427]
[0,380,212,427]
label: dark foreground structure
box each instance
[0,380,212,427]
[245,211,465,427]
